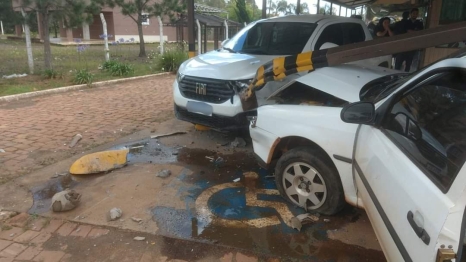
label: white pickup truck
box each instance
[173,15,391,130]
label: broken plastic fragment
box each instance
[69,149,129,175]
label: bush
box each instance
[109,62,134,76]
[102,60,119,71]
[43,69,62,79]
[73,69,93,86]
[157,49,188,73]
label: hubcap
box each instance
[282,162,327,210]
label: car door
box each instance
[352,67,466,261]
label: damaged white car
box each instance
[250,57,466,261]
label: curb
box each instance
[0,72,172,103]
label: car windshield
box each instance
[359,73,414,103]
[223,22,317,56]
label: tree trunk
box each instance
[42,11,52,70]
[137,15,146,57]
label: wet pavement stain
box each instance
[109,138,178,164]
[149,147,384,261]
[29,174,79,214]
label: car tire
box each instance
[275,147,345,215]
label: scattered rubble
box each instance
[134,236,145,241]
[2,73,27,79]
[230,137,246,148]
[0,210,18,222]
[0,149,5,153]
[108,208,123,221]
[131,217,143,223]
[69,134,83,148]
[233,178,240,182]
[290,213,320,231]
[150,131,186,139]
[156,169,171,178]
[51,190,82,212]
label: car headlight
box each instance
[176,71,184,83]
[235,79,253,89]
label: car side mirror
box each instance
[407,119,422,141]
[341,102,375,124]
[221,39,229,48]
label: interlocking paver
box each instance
[235,253,258,262]
[0,227,23,241]
[69,225,92,237]
[13,230,40,243]
[0,240,12,251]
[56,223,77,237]
[0,76,174,181]
[87,228,109,239]
[33,250,65,262]
[15,246,42,260]
[30,232,51,247]
[43,220,63,233]
[5,213,29,228]
[0,243,27,258]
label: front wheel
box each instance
[275,147,345,215]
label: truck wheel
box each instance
[275,147,345,215]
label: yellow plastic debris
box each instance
[69,149,129,175]
[194,124,210,131]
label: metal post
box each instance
[99,13,110,62]
[316,0,320,14]
[187,0,195,58]
[330,2,332,15]
[296,0,301,14]
[262,0,267,18]
[346,8,348,17]
[196,19,201,54]
[339,6,341,16]
[0,21,3,35]
[224,20,229,40]
[157,16,164,55]
[21,9,34,74]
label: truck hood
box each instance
[179,51,276,80]
[293,64,399,103]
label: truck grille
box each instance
[178,76,234,104]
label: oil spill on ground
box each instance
[150,147,383,261]
[28,174,79,214]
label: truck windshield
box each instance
[223,22,317,56]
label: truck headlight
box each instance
[176,71,184,83]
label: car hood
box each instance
[179,51,276,80]
[293,64,398,103]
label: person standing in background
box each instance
[376,17,394,37]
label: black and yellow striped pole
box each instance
[187,0,196,58]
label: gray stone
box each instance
[156,169,171,178]
[108,208,122,221]
[134,236,145,241]
[230,137,246,148]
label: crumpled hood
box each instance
[179,51,276,80]
[295,64,399,103]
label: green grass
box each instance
[0,38,202,96]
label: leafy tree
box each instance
[0,0,23,34]
[235,0,250,23]
[17,0,102,69]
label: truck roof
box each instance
[258,14,363,24]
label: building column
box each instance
[37,12,43,40]
[82,22,90,40]
[66,27,73,42]
[15,25,22,36]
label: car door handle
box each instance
[407,211,430,245]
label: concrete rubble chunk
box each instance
[69,134,83,148]
[134,236,145,241]
[230,137,246,148]
[51,190,81,212]
[131,217,143,223]
[0,211,18,222]
[108,208,122,221]
[290,213,320,232]
[156,169,171,178]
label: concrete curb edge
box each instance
[0,72,172,103]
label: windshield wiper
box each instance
[240,49,269,55]
[374,74,410,101]
[223,47,237,53]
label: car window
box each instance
[315,23,366,50]
[383,69,466,192]
[225,22,317,55]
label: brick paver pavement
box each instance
[0,213,265,262]
[0,75,175,183]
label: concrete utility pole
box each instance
[100,13,110,62]
[296,0,301,14]
[188,0,195,58]
[262,0,266,18]
[1,21,4,35]
[21,8,34,74]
